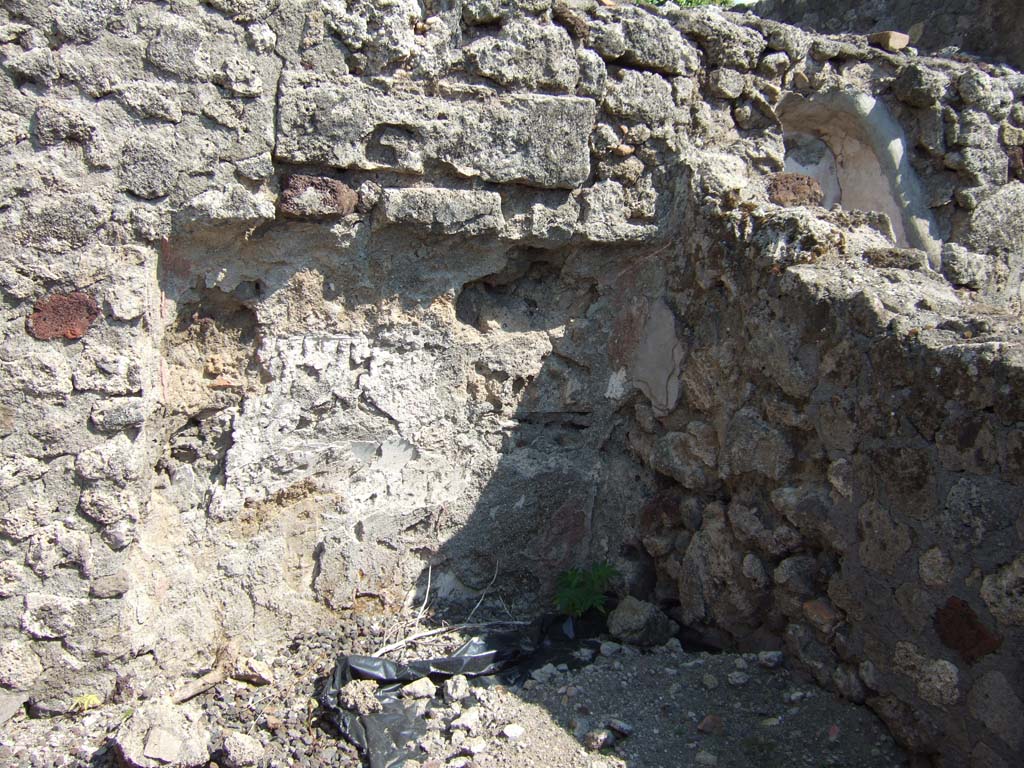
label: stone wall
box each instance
[1,1,1023,766]
[755,0,1024,71]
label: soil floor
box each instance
[0,617,906,768]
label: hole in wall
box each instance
[155,284,263,507]
[162,284,262,388]
[455,250,577,334]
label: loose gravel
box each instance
[0,627,906,768]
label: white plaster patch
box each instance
[630,300,684,416]
[604,367,629,399]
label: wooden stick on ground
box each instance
[171,641,239,704]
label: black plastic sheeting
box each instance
[317,615,604,768]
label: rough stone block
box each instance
[90,398,147,433]
[120,133,177,199]
[857,502,911,575]
[674,10,766,69]
[708,68,745,100]
[181,184,276,224]
[90,571,132,599]
[603,69,675,123]
[0,641,43,690]
[579,179,659,242]
[722,409,793,480]
[862,247,928,271]
[650,432,708,490]
[206,0,280,23]
[607,596,677,647]
[893,64,948,107]
[802,598,839,634]
[146,16,211,80]
[941,243,990,290]
[379,188,504,235]
[114,699,211,768]
[79,486,141,526]
[464,18,579,92]
[0,692,28,727]
[967,672,1024,751]
[21,593,82,640]
[276,73,595,189]
[893,641,959,706]
[609,7,700,75]
[918,548,954,588]
[221,731,264,768]
[963,183,1024,292]
[980,555,1024,627]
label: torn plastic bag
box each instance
[327,629,535,687]
[317,624,539,768]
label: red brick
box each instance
[934,596,1002,664]
[697,714,724,734]
[26,292,100,340]
[279,175,358,219]
[802,598,840,633]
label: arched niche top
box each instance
[778,90,942,267]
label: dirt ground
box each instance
[0,616,906,768]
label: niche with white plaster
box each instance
[778,91,941,266]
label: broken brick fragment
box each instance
[934,596,1002,664]
[768,172,824,207]
[697,714,724,734]
[868,31,911,53]
[802,598,840,634]
[279,175,358,219]
[26,291,100,340]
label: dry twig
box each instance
[412,565,432,631]
[465,562,500,623]
[371,621,529,658]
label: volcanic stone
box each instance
[607,596,677,647]
[280,175,358,219]
[768,173,824,207]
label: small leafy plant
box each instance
[555,562,619,618]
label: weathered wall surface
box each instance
[1,1,1023,766]
[755,0,1024,71]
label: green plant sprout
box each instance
[555,562,620,618]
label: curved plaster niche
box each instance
[778,91,941,265]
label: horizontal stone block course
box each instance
[276,73,595,189]
[379,188,504,235]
